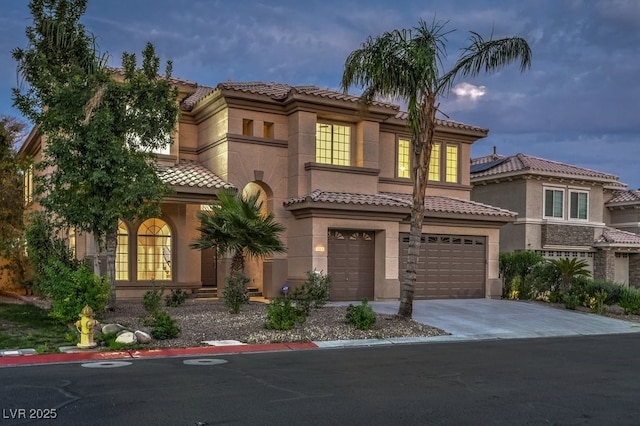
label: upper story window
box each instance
[570,190,588,220]
[396,141,459,183]
[445,145,458,183]
[543,187,589,221]
[23,164,33,205]
[316,122,351,166]
[397,138,410,178]
[544,188,564,219]
[428,143,441,181]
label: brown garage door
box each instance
[399,233,486,299]
[328,230,375,301]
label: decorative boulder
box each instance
[102,323,126,335]
[134,330,152,344]
[115,331,137,345]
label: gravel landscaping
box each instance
[99,299,448,348]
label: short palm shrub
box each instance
[550,257,591,292]
[223,272,250,314]
[346,298,376,330]
[265,296,306,330]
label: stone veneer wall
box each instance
[542,224,595,247]
[593,249,615,282]
[629,253,640,288]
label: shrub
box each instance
[529,262,562,297]
[143,282,164,316]
[583,279,624,305]
[618,287,640,315]
[265,296,305,330]
[41,260,110,324]
[499,251,545,299]
[223,272,250,314]
[346,298,376,330]
[587,290,608,314]
[165,288,188,307]
[291,270,332,313]
[150,311,180,340]
[562,293,581,310]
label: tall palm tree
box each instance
[342,19,531,318]
[191,188,287,275]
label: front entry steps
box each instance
[193,286,263,299]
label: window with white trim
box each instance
[569,191,588,220]
[544,188,564,218]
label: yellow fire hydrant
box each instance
[75,305,99,349]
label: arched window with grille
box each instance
[137,218,172,281]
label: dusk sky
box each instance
[1,0,639,186]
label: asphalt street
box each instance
[1,334,639,425]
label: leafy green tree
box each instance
[191,189,287,274]
[550,257,591,292]
[342,19,531,318]
[0,116,28,290]
[12,0,179,307]
[0,116,26,255]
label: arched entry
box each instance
[242,181,272,294]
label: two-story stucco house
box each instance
[471,150,640,287]
[20,79,517,301]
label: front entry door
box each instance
[328,230,375,301]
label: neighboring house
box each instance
[20,79,516,301]
[471,150,640,287]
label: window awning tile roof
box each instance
[284,189,516,218]
[595,227,640,246]
[607,189,640,205]
[156,160,234,190]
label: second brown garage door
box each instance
[399,233,486,299]
[328,230,375,301]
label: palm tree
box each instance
[549,258,591,292]
[342,19,531,318]
[191,188,287,275]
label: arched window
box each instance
[116,221,129,281]
[137,218,172,280]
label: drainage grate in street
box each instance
[183,359,228,366]
[80,361,133,369]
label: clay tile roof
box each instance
[156,160,234,190]
[283,189,408,208]
[607,189,640,205]
[382,192,517,217]
[471,153,621,183]
[394,112,488,134]
[595,227,640,245]
[284,190,516,217]
[182,86,216,110]
[217,81,398,109]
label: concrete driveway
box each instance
[332,299,640,342]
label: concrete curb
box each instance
[0,342,318,367]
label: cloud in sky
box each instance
[1,0,639,186]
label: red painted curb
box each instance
[0,342,318,366]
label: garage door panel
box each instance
[399,233,486,299]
